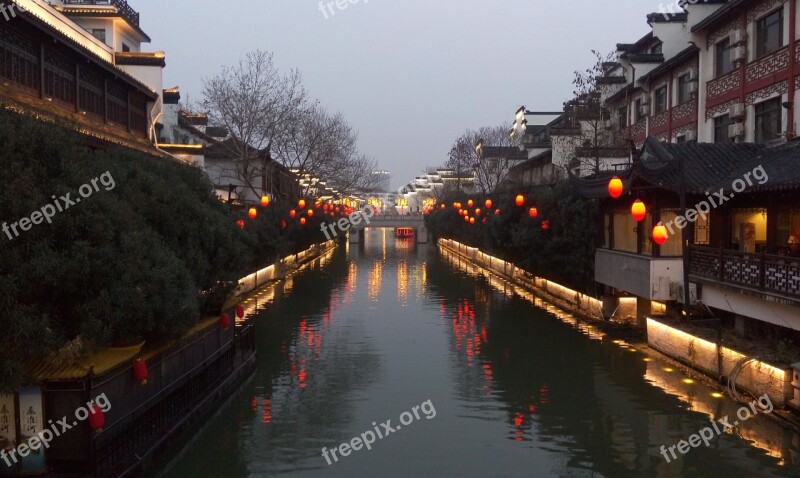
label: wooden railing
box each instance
[688,245,800,299]
[63,0,140,26]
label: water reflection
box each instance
[156,234,800,478]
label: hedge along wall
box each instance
[439,238,603,320]
[647,319,792,406]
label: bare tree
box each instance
[474,125,520,194]
[564,50,618,174]
[446,131,478,195]
[202,50,306,198]
[272,103,377,195]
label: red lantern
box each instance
[88,406,105,433]
[467,199,474,208]
[248,208,257,219]
[315,200,322,209]
[280,220,287,229]
[475,208,481,216]
[515,195,524,207]
[323,204,329,211]
[261,195,270,207]
[608,177,624,198]
[132,359,148,385]
[469,217,475,224]
[300,217,307,225]
[482,217,488,223]
[236,304,244,319]
[219,312,231,330]
[464,215,469,222]
[290,209,297,219]
[494,209,500,215]
[653,225,669,245]
[307,209,314,217]
[541,220,550,230]
[440,204,445,210]
[236,219,245,229]
[631,200,647,222]
[529,207,538,218]
[298,198,306,209]
[485,199,492,209]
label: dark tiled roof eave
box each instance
[638,45,699,84]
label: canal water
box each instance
[156,229,800,478]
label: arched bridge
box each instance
[349,213,428,244]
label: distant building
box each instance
[372,170,392,192]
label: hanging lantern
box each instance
[290,209,297,219]
[485,199,492,209]
[261,195,270,207]
[248,208,257,219]
[315,200,322,209]
[219,312,231,330]
[494,209,500,215]
[653,225,669,245]
[236,219,245,229]
[307,209,314,217]
[280,220,287,229]
[298,198,306,209]
[467,199,474,208]
[529,207,538,218]
[323,204,329,211]
[440,204,446,210]
[482,217,488,223]
[515,195,524,207]
[475,208,481,216]
[541,220,550,230]
[132,359,148,385]
[300,217,307,225]
[88,406,105,433]
[631,200,647,222]
[470,217,475,224]
[608,177,624,198]
[464,215,469,222]
[236,304,245,319]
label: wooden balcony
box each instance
[688,245,800,305]
[62,0,140,27]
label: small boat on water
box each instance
[396,227,415,238]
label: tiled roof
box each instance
[634,137,800,194]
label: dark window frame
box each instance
[714,114,734,143]
[654,85,668,114]
[716,38,736,77]
[754,97,783,143]
[756,8,784,58]
[677,73,693,104]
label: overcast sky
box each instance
[136,0,655,189]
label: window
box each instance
[714,114,734,142]
[654,85,668,114]
[754,97,782,143]
[122,43,131,52]
[716,38,736,76]
[676,135,687,143]
[677,73,693,104]
[650,42,663,54]
[89,29,106,44]
[617,106,627,128]
[634,98,643,123]
[756,9,783,58]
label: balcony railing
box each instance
[688,245,800,300]
[62,0,140,26]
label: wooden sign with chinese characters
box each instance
[17,387,45,473]
[0,394,16,471]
